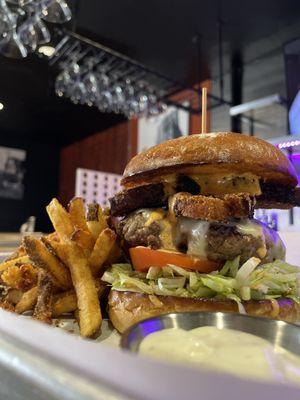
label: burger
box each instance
[103,132,300,333]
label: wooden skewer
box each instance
[201,87,207,134]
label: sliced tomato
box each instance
[129,247,221,273]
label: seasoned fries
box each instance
[62,240,102,337]
[23,236,72,290]
[47,198,94,254]
[46,198,75,239]
[89,228,116,276]
[52,290,77,317]
[15,286,38,314]
[33,270,53,324]
[0,256,30,272]
[86,204,107,240]
[69,197,89,232]
[41,237,68,265]
[71,229,94,255]
[52,280,108,317]
[6,289,23,305]
[0,196,119,338]
[1,264,38,290]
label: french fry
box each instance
[45,232,59,242]
[1,264,38,291]
[46,198,74,239]
[86,204,107,240]
[69,197,89,232]
[89,228,116,276]
[4,246,26,261]
[33,270,53,324]
[6,289,23,305]
[52,280,108,316]
[15,286,38,313]
[47,198,94,253]
[62,240,101,337]
[52,290,77,316]
[0,256,30,272]
[23,236,72,290]
[42,237,68,266]
[71,229,94,256]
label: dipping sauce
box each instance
[139,326,300,385]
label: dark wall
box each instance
[0,132,59,232]
[59,121,132,206]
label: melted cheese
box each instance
[160,218,177,251]
[188,172,261,196]
[176,218,210,258]
[143,211,269,260]
[144,210,209,256]
[145,210,164,227]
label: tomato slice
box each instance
[129,247,221,273]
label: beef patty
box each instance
[118,212,162,250]
[118,211,285,264]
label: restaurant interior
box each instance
[0,0,299,234]
[0,2,300,399]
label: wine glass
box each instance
[41,0,71,24]
[17,18,37,51]
[32,13,50,44]
[0,28,27,57]
[69,80,86,105]
[82,71,98,106]
[6,0,32,6]
[55,70,71,97]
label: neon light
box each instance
[277,140,300,149]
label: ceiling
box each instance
[1,0,300,144]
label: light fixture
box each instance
[277,140,300,149]
[0,103,4,110]
[229,94,283,116]
[38,45,55,57]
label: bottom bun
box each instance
[108,290,300,333]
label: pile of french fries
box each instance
[0,198,118,337]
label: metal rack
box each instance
[48,29,228,116]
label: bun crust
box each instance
[122,133,297,188]
[108,290,300,333]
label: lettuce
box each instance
[101,258,300,303]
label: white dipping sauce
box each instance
[139,327,300,385]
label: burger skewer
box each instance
[201,87,207,134]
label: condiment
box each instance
[139,326,300,385]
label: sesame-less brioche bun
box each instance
[108,290,300,333]
[122,132,298,188]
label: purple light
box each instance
[277,140,300,149]
[291,154,300,161]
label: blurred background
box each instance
[0,0,299,234]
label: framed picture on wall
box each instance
[137,102,190,153]
[0,146,26,200]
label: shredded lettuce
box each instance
[101,257,300,303]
